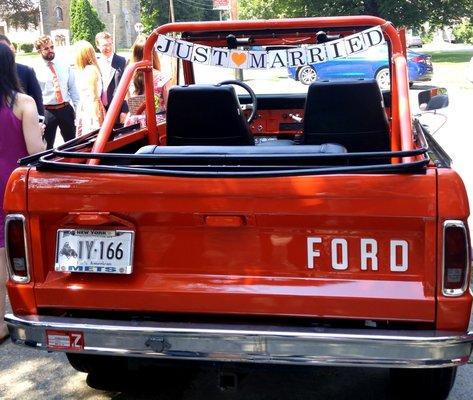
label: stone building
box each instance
[39,0,141,48]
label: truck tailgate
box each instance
[27,169,437,322]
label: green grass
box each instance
[15,52,39,64]
[429,49,473,63]
[432,63,472,89]
[418,49,473,90]
[16,52,37,57]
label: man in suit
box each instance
[95,32,128,123]
[0,34,44,116]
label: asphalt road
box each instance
[1,48,473,399]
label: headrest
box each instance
[304,79,388,134]
[166,84,254,146]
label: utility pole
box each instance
[38,2,44,35]
[228,0,243,80]
[169,0,176,23]
[229,0,237,20]
[112,14,116,52]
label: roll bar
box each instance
[91,16,413,162]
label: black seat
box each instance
[166,84,254,146]
[302,80,390,153]
[136,144,346,155]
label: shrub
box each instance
[453,19,473,45]
[19,43,34,53]
[420,28,433,44]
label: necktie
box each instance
[47,61,64,104]
[101,88,108,107]
[101,58,111,107]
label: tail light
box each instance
[411,56,426,63]
[5,214,30,283]
[442,220,470,296]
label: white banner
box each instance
[155,26,385,69]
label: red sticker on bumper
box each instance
[46,330,84,350]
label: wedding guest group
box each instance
[4,31,172,150]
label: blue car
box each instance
[288,45,433,90]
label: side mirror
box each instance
[418,88,449,111]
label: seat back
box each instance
[166,84,254,146]
[302,80,390,152]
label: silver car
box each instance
[407,35,423,48]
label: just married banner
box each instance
[155,26,385,69]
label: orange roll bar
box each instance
[91,16,413,162]
[90,60,157,162]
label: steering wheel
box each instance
[218,80,258,123]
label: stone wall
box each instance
[90,0,141,48]
[39,0,140,48]
[40,0,70,38]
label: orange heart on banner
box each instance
[231,52,247,66]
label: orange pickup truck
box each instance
[4,16,472,399]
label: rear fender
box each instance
[3,167,38,315]
[436,169,472,330]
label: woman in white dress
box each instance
[74,40,105,136]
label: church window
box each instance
[55,6,63,22]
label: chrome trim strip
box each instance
[4,214,30,284]
[442,220,470,297]
[5,314,473,369]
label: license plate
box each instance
[55,229,134,274]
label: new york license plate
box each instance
[55,229,134,274]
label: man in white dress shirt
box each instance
[34,35,80,149]
[95,32,128,124]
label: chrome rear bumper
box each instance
[5,313,473,369]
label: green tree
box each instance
[0,0,39,29]
[70,0,78,36]
[453,19,473,45]
[140,0,218,34]
[140,0,162,33]
[239,0,472,30]
[70,0,105,44]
